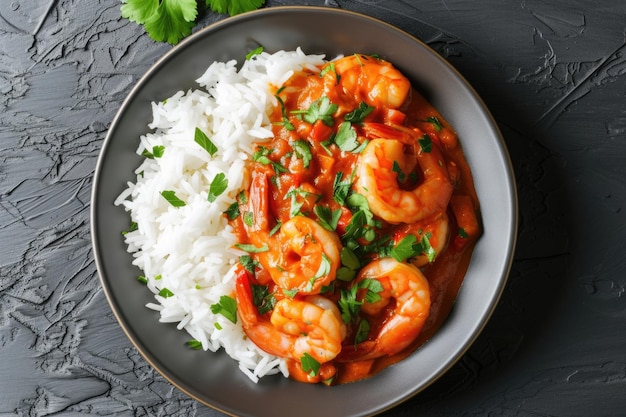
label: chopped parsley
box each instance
[141,145,165,159]
[158,287,174,298]
[426,116,443,131]
[418,134,432,153]
[246,46,264,60]
[161,190,186,207]
[389,233,437,263]
[210,295,238,324]
[194,127,218,156]
[186,339,203,350]
[344,102,374,123]
[332,121,361,152]
[251,283,276,315]
[300,352,321,376]
[293,96,338,126]
[292,140,312,168]
[314,205,342,232]
[207,172,228,202]
[235,243,269,253]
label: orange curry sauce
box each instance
[228,54,481,385]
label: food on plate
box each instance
[115,48,481,385]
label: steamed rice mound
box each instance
[114,48,327,382]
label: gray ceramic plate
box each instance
[91,6,517,417]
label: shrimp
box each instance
[243,170,341,294]
[339,258,431,361]
[332,54,411,109]
[235,269,346,365]
[270,216,342,294]
[355,138,453,225]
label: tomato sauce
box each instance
[229,54,481,385]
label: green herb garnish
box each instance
[207,172,228,202]
[161,190,186,207]
[210,295,238,324]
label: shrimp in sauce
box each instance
[228,52,481,385]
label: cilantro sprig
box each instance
[121,0,266,45]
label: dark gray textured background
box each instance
[1,0,624,416]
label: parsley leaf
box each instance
[207,172,228,202]
[158,287,174,298]
[292,140,312,168]
[186,339,203,350]
[300,353,321,376]
[121,0,265,45]
[314,205,342,231]
[245,46,264,60]
[332,171,352,206]
[419,134,432,153]
[210,295,238,324]
[293,96,338,126]
[224,200,240,220]
[161,190,186,207]
[195,127,218,156]
[207,0,265,16]
[235,243,269,253]
[122,0,198,45]
[426,116,443,131]
[141,145,165,159]
[251,283,276,315]
[333,121,360,152]
[344,102,374,123]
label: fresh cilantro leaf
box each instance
[338,286,362,324]
[336,246,360,282]
[354,319,370,344]
[389,234,418,262]
[158,287,174,298]
[293,96,337,126]
[235,243,269,253]
[426,116,443,131]
[458,227,469,239]
[332,171,352,206]
[239,255,257,274]
[195,127,218,156]
[419,134,432,153]
[300,352,321,376]
[129,0,198,45]
[251,283,276,315]
[224,200,240,220]
[246,46,264,60]
[243,211,254,227]
[314,205,342,231]
[344,102,374,123]
[391,160,406,182]
[186,339,203,350]
[207,172,228,202]
[292,140,312,168]
[333,121,360,152]
[141,145,165,159]
[274,94,295,131]
[314,254,332,280]
[207,0,265,16]
[359,278,383,304]
[161,190,186,207]
[122,0,264,45]
[210,295,238,324]
[122,221,138,236]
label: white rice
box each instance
[114,48,327,382]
